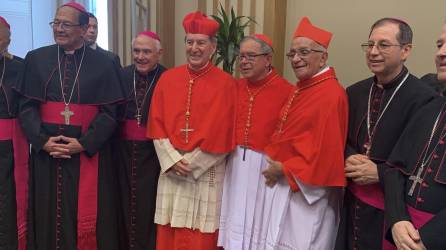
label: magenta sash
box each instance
[120,120,148,141]
[349,182,385,210]
[0,118,29,250]
[383,206,434,250]
[40,101,99,250]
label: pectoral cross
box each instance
[180,123,194,143]
[363,142,371,156]
[135,111,142,126]
[60,105,74,125]
[408,166,424,196]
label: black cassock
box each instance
[384,97,446,249]
[15,45,125,250]
[0,55,24,249]
[114,64,165,250]
[335,67,437,250]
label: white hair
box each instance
[131,35,162,51]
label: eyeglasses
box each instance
[49,21,81,30]
[236,53,268,61]
[361,41,404,52]
[286,48,325,60]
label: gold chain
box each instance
[243,74,278,148]
[276,76,334,134]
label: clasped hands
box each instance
[170,159,191,177]
[392,221,426,250]
[344,154,379,185]
[43,135,84,159]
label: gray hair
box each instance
[240,36,273,54]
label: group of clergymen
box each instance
[1,1,446,250]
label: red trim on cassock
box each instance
[0,119,29,250]
[265,68,348,191]
[40,101,99,250]
[147,64,236,154]
[120,120,148,141]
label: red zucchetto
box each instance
[62,1,87,13]
[293,17,332,49]
[182,11,220,37]
[253,34,273,48]
[0,16,10,30]
[137,31,161,42]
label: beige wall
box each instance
[284,0,446,86]
[143,0,446,85]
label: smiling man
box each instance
[335,18,436,250]
[15,2,125,249]
[147,11,237,250]
[260,16,348,250]
[217,34,292,250]
[116,31,165,250]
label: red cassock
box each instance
[147,62,237,250]
[235,69,293,152]
[265,67,348,191]
[147,63,236,154]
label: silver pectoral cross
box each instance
[363,142,371,156]
[60,105,74,125]
[408,166,424,196]
[180,124,194,143]
[135,111,142,126]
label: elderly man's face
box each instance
[436,24,446,82]
[289,37,327,81]
[85,17,98,46]
[132,35,162,75]
[185,33,216,70]
[238,39,272,82]
[0,26,10,55]
[52,6,86,50]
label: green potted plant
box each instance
[211,4,255,74]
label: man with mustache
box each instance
[147,11,236,250]
[217,34,292,250]
[261,17,348,250]
[382,22,446,250]
[0,15,27,250]
[15,2,125,249]
[335,18,436,250]
[116,31,165,250]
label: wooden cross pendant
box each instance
[60,105,74,125]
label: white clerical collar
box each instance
[90,43,97,50]
[64,50,75,55]
[313,66,329,77]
